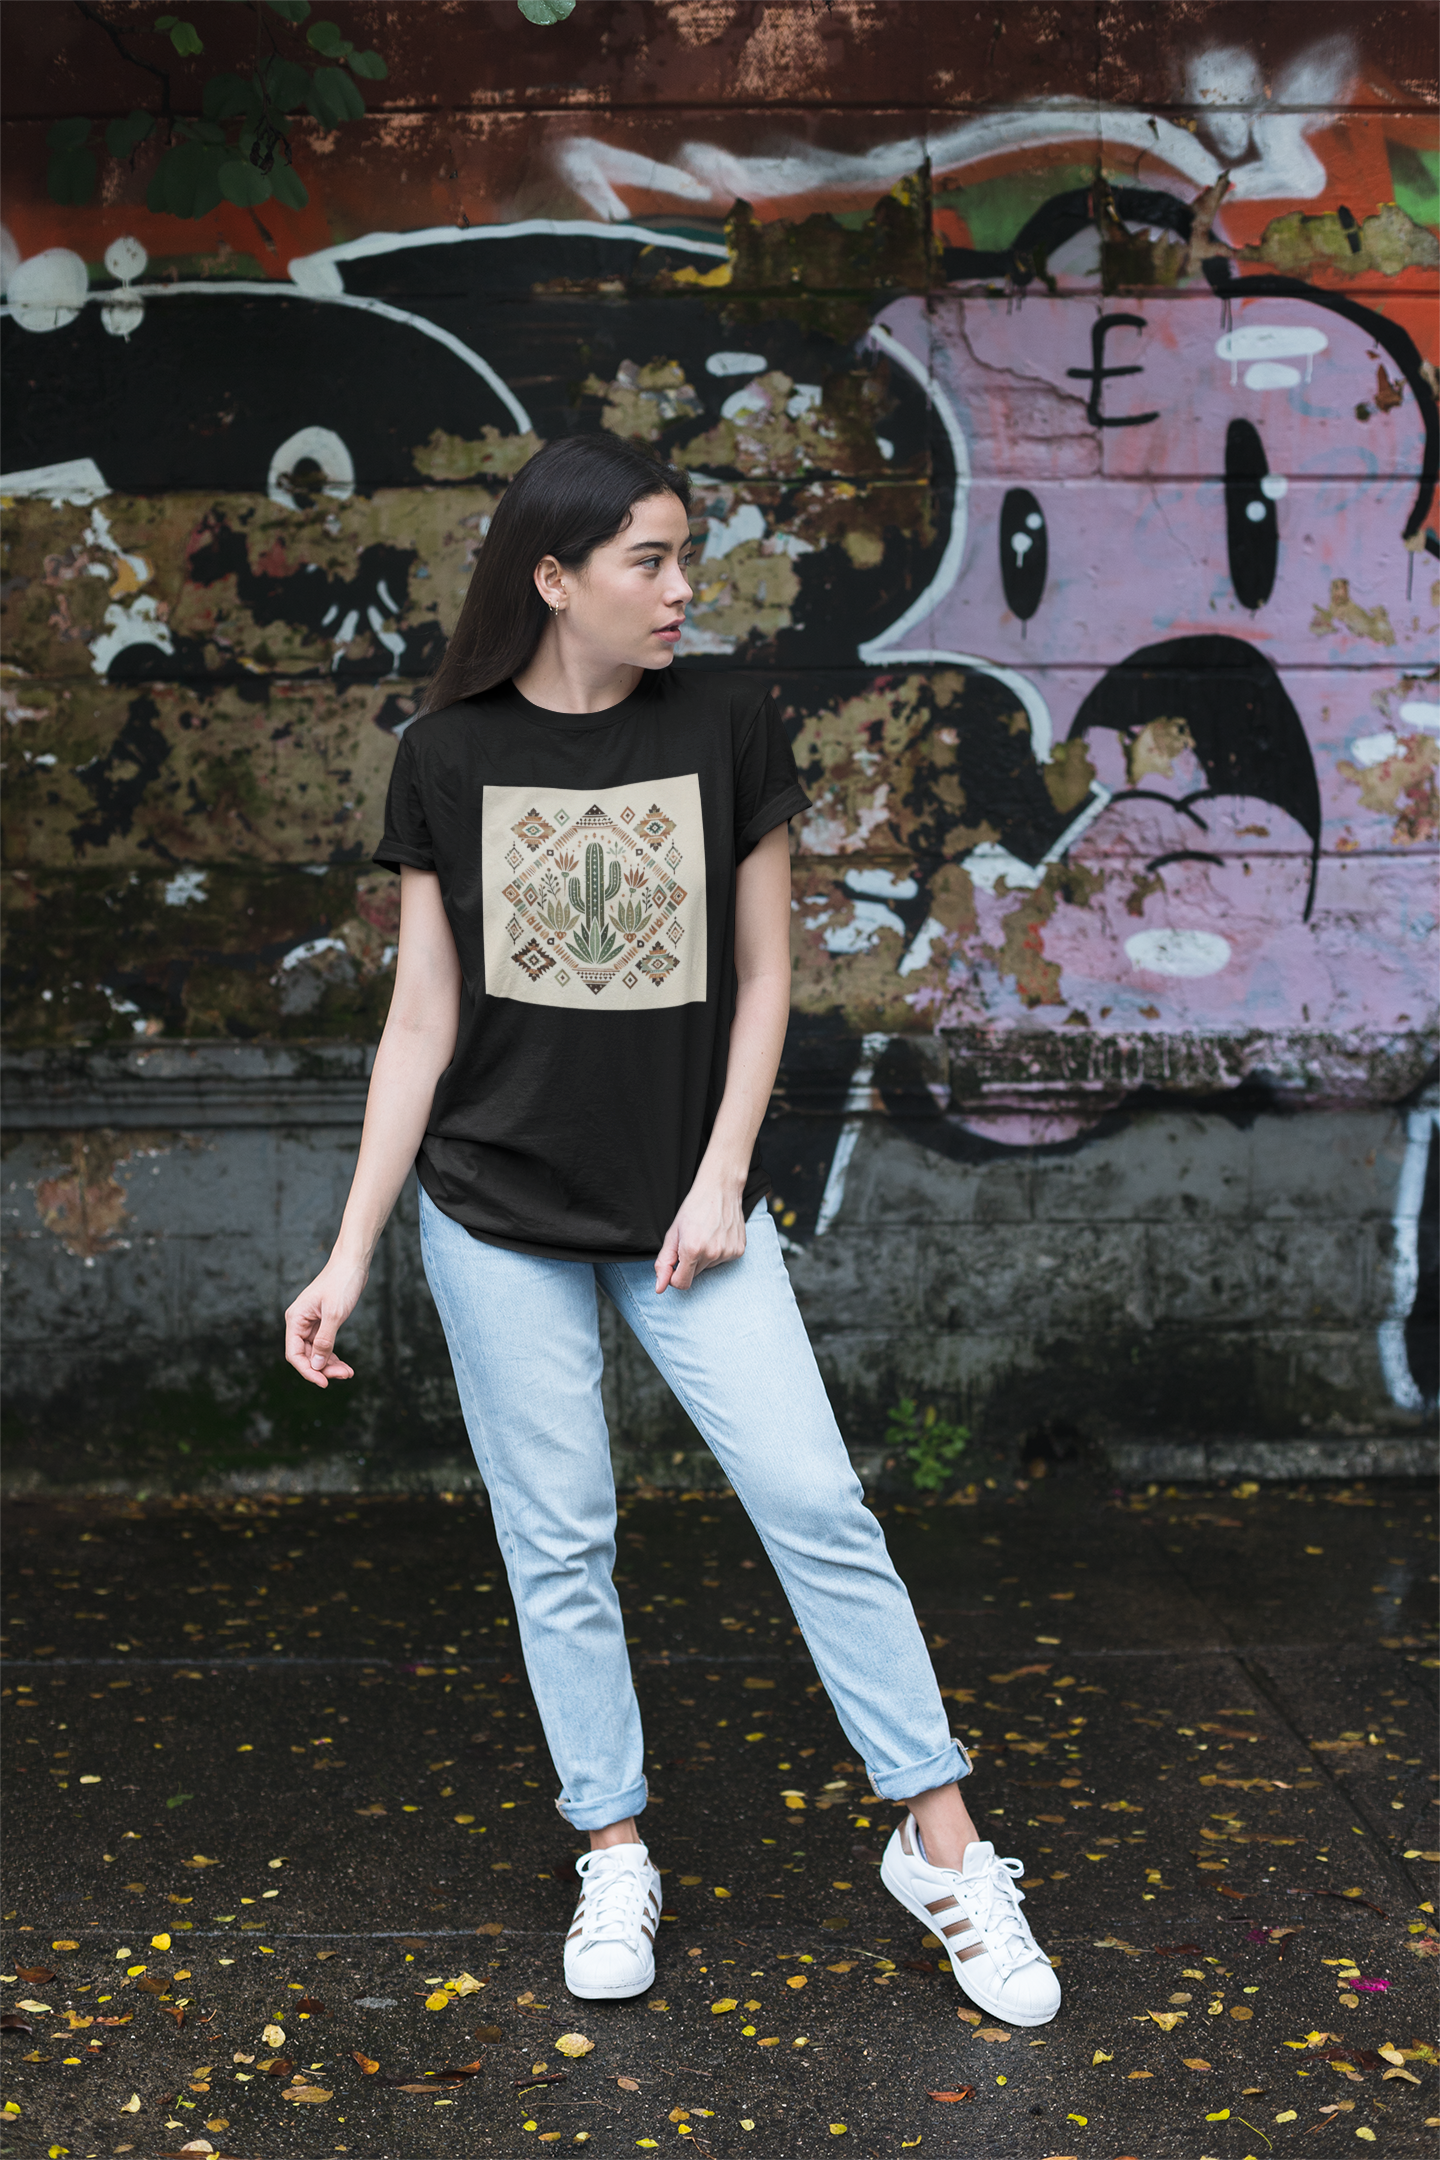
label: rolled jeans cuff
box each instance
[554,1776,650,1833]
[867,1738,971,1801]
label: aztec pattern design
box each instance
[480,775,707,1012]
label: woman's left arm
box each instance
[655,821,793,1292]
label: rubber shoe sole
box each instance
[563,1951,655,2002]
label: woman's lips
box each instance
[654,622,684,642]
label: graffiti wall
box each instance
[2,1,1437,1471]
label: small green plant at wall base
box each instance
[885,1398,970,1492]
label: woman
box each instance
[283,433,1059,2025]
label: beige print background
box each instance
[482,775,707,1013]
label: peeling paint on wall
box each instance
[1,2,1436,1431]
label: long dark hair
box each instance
[420,434,691,713]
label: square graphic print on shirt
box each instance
[481,775,707,1012]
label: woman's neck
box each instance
[513,637,644,715]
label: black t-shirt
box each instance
[372,668,809,1261]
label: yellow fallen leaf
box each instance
[1067,2114,1087,2126]
[713,1886,731,1897]
[554,2033,595,2058]
[150,1934,171,1951]
[1378,2044,1406,2066]
[957,2008,981,2025]
[119,2096,140,2114]
[1092,2051,1112,2064]
[1128,2069,1153,2079]
[425,1991,450,2011]
[284,2084,333,2103]
[1182,2058,1213,2071]
[1229,2005,1253,2020]
[829,2127,848,2136]
[1383,2068,1422,2085]
[617,2075,640,2090]
[1148,2010,1187,2030]
[447,1972,483,1996]
[1275,2111,1297,2123]
[1356,2131,1376,2143]
[975,2028,1011,2043]
[711,1999,738,2014]
[786,1976,807,1991]
[261,2024,286,2048]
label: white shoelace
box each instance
[574,1851,647,1946]
[965,1854,1044,1976]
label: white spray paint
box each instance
[1379,1088,1439,1412]
[813,1031,891,1237]
[0,458,111,505]
[267,424,355,510]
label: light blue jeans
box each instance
[418,1184,969,1831]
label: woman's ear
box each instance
[534,554,567,613]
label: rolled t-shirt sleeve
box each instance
[734,694,809,862]
[372,727,436,873]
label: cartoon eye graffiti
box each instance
[268,425,356,512]
[1224,418,1281,610]
[999,487,1047,623]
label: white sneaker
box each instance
[563,1841,662,2001]
[880,1814,1061,2027]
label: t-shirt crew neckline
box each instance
[502,676,656,730]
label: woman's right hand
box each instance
[284,1251,369,1388]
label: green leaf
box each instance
[165,1791,194,1809]
[47,116,92,151]
[307,63,365,123]
[203,71,259,124]
[47,145,98,206]
[265,0,311,18]
[306,18,344,54]
[145,139,225,219]
[518,0,576,21]
[269,159,309,210]
[190,117,227,144]
[260,55,313,111]
[218,158,272,207]
[156,15,205,56]
[105,109,155,158]
[347,48,388,78]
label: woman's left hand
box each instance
[655,1170,749,1293]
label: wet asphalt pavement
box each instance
[2,1474,1437,2159]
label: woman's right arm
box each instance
[283,863,461,1388]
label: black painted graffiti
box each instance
[1064,312,1159,429]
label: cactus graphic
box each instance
[565,841,624,966]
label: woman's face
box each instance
[543,490,696,673]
